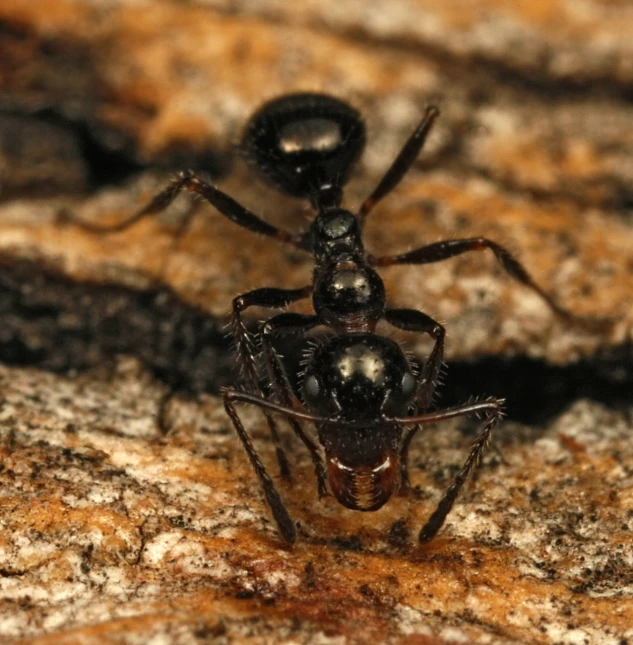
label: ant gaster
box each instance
[70,93,586,544]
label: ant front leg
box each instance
[231,286,312,388]
[64,171,307,250]
[373,237,581,324]
[385,308,446,492]
[385,309,445,410]
[261,313,329,498]
[223,389,297,543]
[398,425,421,493]
[396,397,505,544]
[231,286,312,479]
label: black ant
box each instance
[68,93,588,545]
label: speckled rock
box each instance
[0,362,632,644]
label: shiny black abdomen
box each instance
[240,93,366,199]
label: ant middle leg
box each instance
[64,171,307,250]
[373,237,580,323]
[231,286,312,479]
[261,313,329,498]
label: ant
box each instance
[68,93,588,545]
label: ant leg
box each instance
[223,389,296,543]
[65,171,307,250]
[260,313,319,404]
[385,309,445,410]
[61,174,193,233]
[231,286,312,479]
[412,399,505,544]
[358,106,439,227]
[398,425,421,493]
[231,286,312,388]
[373,237,579,323]
[261,313,329,498]
[385,308,445,493]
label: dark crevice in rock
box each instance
[0,106,231,195]
[313,22,633,105]
[438,352,633,425]
[0,255,232,394]
[71,115,147,189]
[0,255,630,426]
[0,108,143,196]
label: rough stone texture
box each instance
[0,0,632,643]
[0,362,632,644]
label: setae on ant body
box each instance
[71,93,584,544]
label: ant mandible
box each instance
[70,93,584,544]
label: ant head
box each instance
[302,333,416,422]
[240,93,366,201]
[301,333,413,512]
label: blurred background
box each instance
[1,0,632,419]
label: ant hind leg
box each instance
[373,237,609,329]
[62,171,307,251]
[61,173,194,234]
[230,286,312,480]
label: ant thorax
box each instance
[307,208,385,331]
[312,261,386,332]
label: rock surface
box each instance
[1,362,632,644]
[0,1,632,643]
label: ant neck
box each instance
[310,184,343,211]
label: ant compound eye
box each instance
[401,372,416,398]
[303,374,321,403]
[302,367,341,417]
[381,369,417,417]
